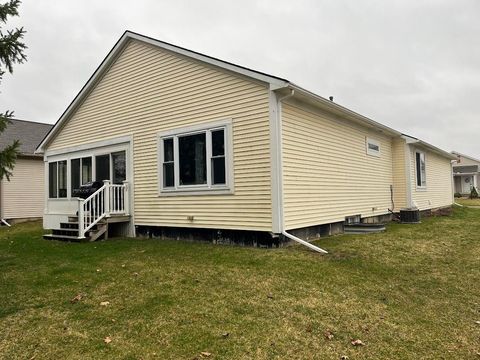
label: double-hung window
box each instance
[159,121,231,194]
[49,160,67,198]
[415,150,426,188]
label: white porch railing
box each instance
[77,180,129,239]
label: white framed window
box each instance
[415,150,427,188]
[71,157,92,191]
[366,137,380,157]
[158,120,233,195]
[48,160,68,198]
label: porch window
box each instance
[415,151,426,188]
[159,122,231,193]
[49,160,67,198]
[71,157,92,191]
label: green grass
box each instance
[456,197,480,206]
[1,209,479,359]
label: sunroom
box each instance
[43,137,133,239]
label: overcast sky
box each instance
[1,0,479,155]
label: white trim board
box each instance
[44,135,133,157]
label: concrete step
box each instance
[344,223,386,234]
[43,234,88,242]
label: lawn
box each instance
[455,197,480,207]
[1,209,479,359]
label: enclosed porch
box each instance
[43,138,133,241]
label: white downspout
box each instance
[274,88,328,254]
[282,230,328,254]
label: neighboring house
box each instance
[0,119,53,224]
[451,151,480,195]
[35,31,455,243]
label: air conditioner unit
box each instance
[400,208,421,223]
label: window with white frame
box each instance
[71,157,92,191]
[159,123,230,193]
[366,137,380,157]
[49,160,67,198]
[415,150,426,187]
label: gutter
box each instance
[288,83,402,137]
[401,135,457,160]
[273,86,328,254]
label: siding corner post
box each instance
[268,86,294,234]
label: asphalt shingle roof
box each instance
[0,119,53,156]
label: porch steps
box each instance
[43,219,102,242]
[344,223,386,235]
[44,180,130,242]
[44,215,130,242]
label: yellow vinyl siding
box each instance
[282,101,395,230]
[410,148,453,210]
[1,158,45,219]
[391,138,408,210]
[47,39,272,231]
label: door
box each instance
[111,151,126,184]
[95,154,110,182]
[462,176,473,194]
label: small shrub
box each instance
[454,192,462,198]
[469,187,479,199]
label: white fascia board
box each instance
[36,31,289,154]
[36,32,131,154]
[401,135,456,160]
[125,32,290,89]
[288,84,402,137]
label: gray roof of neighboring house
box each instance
[0,119,53,156]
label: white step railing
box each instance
[77,180,129,239]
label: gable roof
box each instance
[0,119,52,156]
[35,30,452,160]
[36,30,402,153]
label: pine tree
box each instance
[0,0,26,180]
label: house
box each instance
[35,31,456,246]
[451,151,480,195]
[0,119,53,224]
